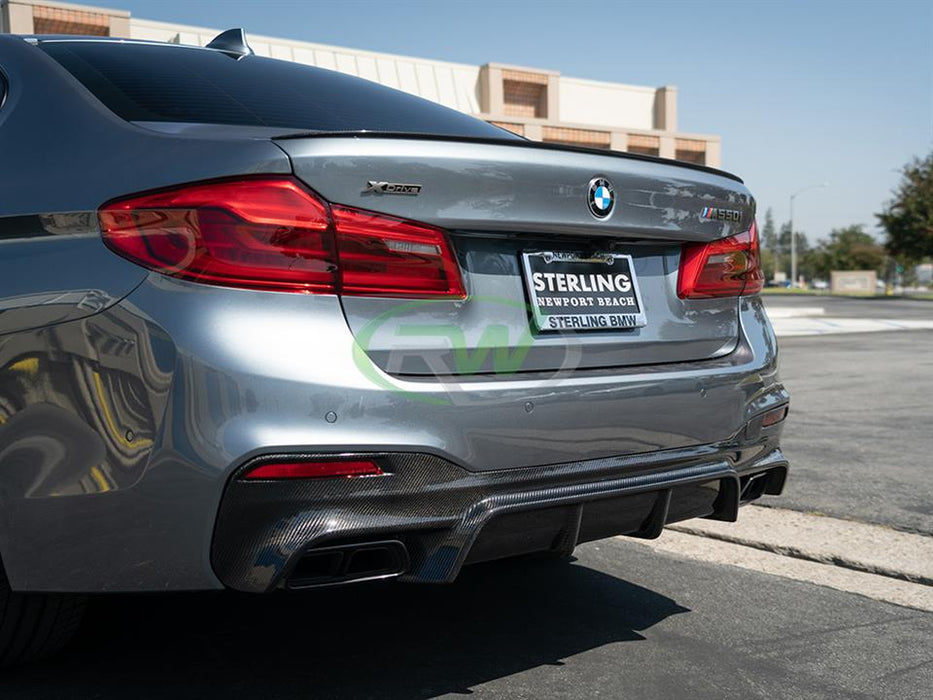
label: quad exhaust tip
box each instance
[739,466,787,503]
[286,540,409,589]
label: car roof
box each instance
[21,35,228,54]
[22,26,255,58]
[16,34,743,183]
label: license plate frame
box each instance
[520,251,648,332]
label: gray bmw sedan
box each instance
[0,30,788,665]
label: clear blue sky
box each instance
[86,0,932,244]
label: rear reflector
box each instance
[761,405,789,427]
[677,221,764,299]
[99,177,465,298]
[241,459,385,480]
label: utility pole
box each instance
[789,183,829,287]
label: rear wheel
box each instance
[0,560,86,667]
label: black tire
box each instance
[0,560,86,668]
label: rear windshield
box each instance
[39,42,519,139]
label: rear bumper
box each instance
[0,278,787,593]
[214,446,788,593]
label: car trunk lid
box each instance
[277,135,755,376]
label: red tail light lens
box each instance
[677,221,764,299]
[99,177,465,298]
[99,179,336,293]
[333,205,465,298]
[241,459,385,480]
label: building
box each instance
[0,0,722,167]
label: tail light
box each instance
[332,206,464,297]
[240,459,385,480]
[98,177,465,298]
[677,221,764,299]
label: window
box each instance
[38,42,520,140]
[627,134,660,157]
[33,5,110,36]
[542,126,611,150]
[504,80,546,118]
[675,139,706,165]
[502,69,548,119]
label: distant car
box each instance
[0,31,790,665]
[812,280,829,290]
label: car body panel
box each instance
[0,217,151,334]
[0,35,291,217]
[0,35,788,594]
[0,33,290,333]
[0,281,784,592]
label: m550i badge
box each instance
[701,206,742,222]
[364,181,422,195]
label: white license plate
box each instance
[521,251,647,332]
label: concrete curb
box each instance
[633,530,933,612]
[668,505,933,586]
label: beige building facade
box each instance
[1,0,722,167]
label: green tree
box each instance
[777,221,791,257]
[759,208,779,279]
[760,208,778,250]
[808,225,886,279]
[878,152,933,261]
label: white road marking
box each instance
[771,317,933,337]
[765,306,826,319]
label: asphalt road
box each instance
[4,540,931,699]
[762,296,933,534]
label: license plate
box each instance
[521,251,647,332]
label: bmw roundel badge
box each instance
[588,177,615,219]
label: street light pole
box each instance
[789,183,829,287]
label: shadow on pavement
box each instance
[2,556,688,698]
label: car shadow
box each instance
[2,557,689,698]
